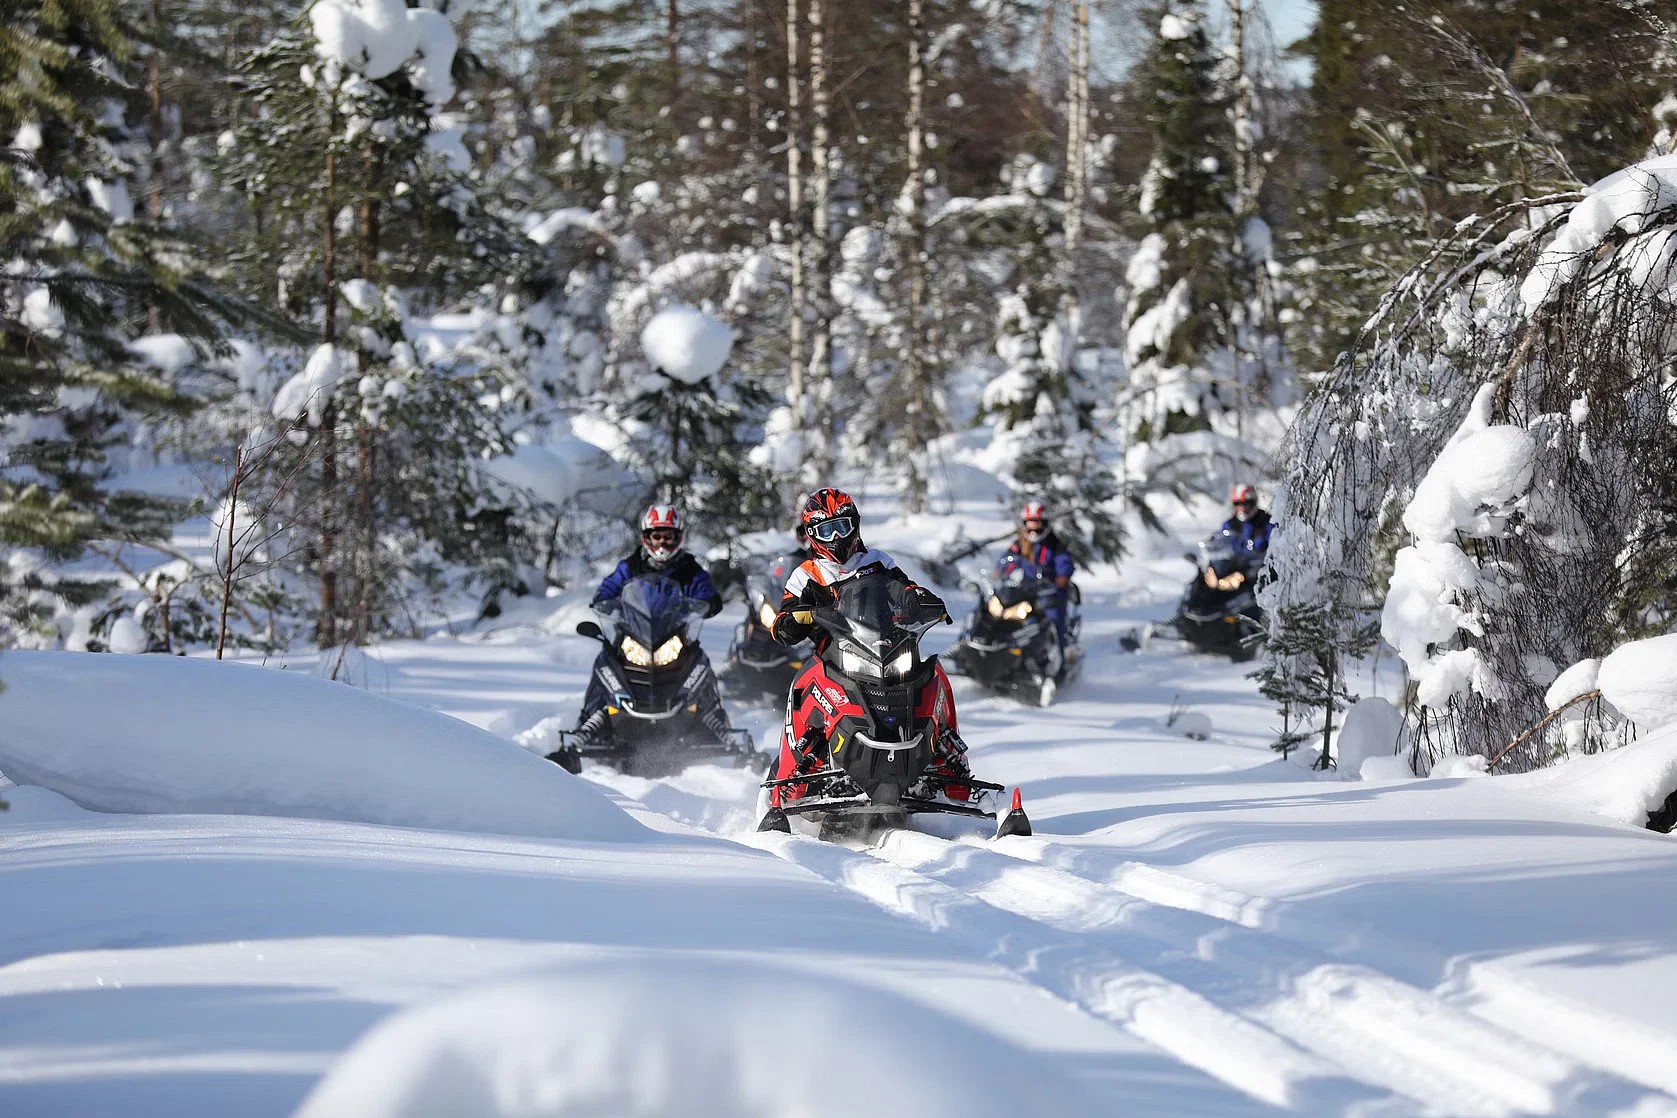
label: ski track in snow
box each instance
[570,629,1677,1118]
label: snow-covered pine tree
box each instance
[1,0,274,647]
[621,305,777,538]
[1121,0,1236,448]
[1267,158,1677,771]
[217,1,540,645]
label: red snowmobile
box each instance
[755,568,1031,840]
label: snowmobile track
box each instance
[984,835,1677,1102]
[743,825,1677,1118]
[870,830,1677,1118]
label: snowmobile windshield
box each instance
[828,572,925,648]
[990,555,1045,607]
[617,576,694,650]
[755,553,801,603]
[1198,537,1243,576]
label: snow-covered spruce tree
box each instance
[969,155,1125,563]
[219,1,540,645]
[1265,158,1677,772]
[1,0,274,648]
[1121,1,1237,448]
[620,305,778,538]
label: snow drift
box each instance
[0,652,638,841]
[296,955,1097,1118]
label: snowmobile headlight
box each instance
[1001,600,1033,621]
[987,595,1004,618]
[620,635,653,667]
[653,635,684,666]
[840,649,882,679]
[889,650,916,677]
[758,601,777,629]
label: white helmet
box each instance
[640,504,684,567]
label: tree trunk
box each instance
[1060,0,1089,392]
[352,163,381,646]
[903,0,929,514]
[1227,0,1270,417]
[786,0,807,427]
[146,0,166,333]
[808,0,834,480]
[319,103,339,650]
[667,0,680,110]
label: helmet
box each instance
[1021,499,1048,543]
[1229,484,1257,522]
[640,503,684,567]
[800,487,862,563]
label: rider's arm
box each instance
[1052,550,1074,589]
[590,559,632,609]
[685,566,725,618]
[770,567,830,644]
[886,565,946,618]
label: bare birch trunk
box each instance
[667,0,680,107]
[785,0,807,423]
[319,98,339,650]
[217,445,243,660]
[808,0,834,478]
[1227,0,1269,420]
[903,0,929,514]
[1060,0,1089,398]
[352,169,381,645]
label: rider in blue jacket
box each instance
[1218,484,1273,564]
[591,504,723,617]
[1004,500,1075,672]
[559,504,730,755]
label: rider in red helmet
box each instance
[769,487,975,794]
[1003,498,1077,675]
[1209,484,1273,592]
[563,503,732,751]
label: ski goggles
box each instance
[643,528,682,545]
[808,516,856,543]
[1232,499,1256,510]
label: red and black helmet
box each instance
[1229,484,1258,521]
[800,487,862,563]
[640,503,684,567]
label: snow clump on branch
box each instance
[640,305,733,385]
[308,0,458,105]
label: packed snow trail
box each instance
[523,545,1677,1118]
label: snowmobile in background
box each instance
[1122,537,1265,660]
[723,553,814,699]
[549,575,760,776]
[756,568,1031,841]
[948,555,1081,707]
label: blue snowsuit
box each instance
[1005,532,1076,651]
[1217,509,1273,567]
[592,550,723,618]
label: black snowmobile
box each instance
[755,568,1031,842]
[948,555,1081,707]
[548,575,760,776]
[723,552,814,699]
[1122,538,1264,660]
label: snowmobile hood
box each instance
[617,575,697,651]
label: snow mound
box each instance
[1337,696,1406,779]
[1507,722,1677,828]
[640,304,733,384]
[0,652,638,841]
[296,956,1096,1118]
[1599,634,1677,731]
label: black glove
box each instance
[771,606,815,646]
[798,579,836,607]
[909,585,946,619]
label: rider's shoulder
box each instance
[851,547,895,571]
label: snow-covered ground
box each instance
[4,499,1677,1117]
